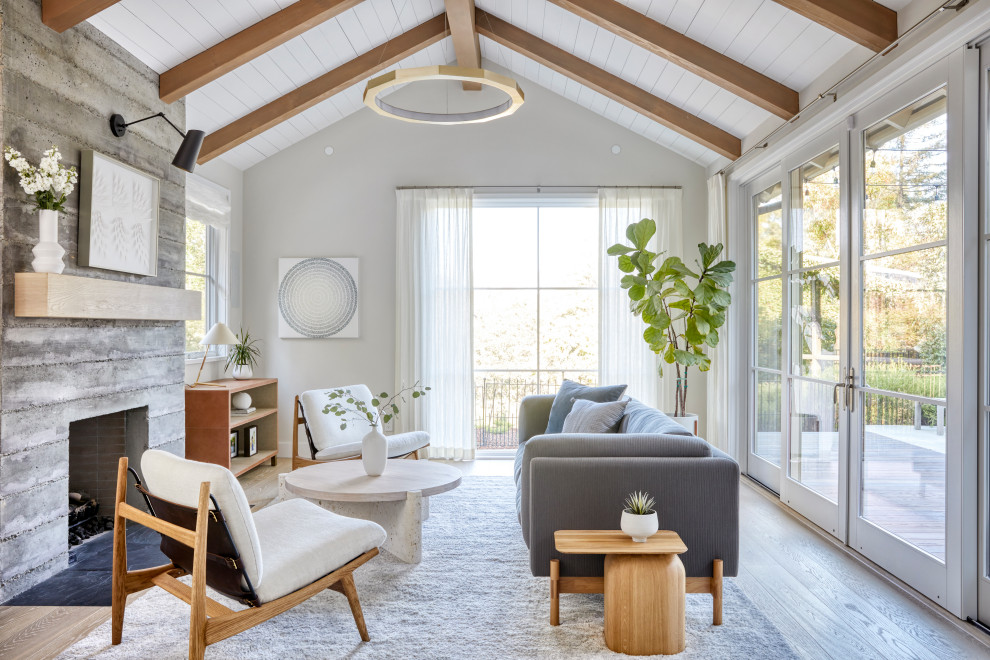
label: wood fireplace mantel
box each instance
[14,272,201,321]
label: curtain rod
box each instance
[717,0,970,178]
[395,185,682,190]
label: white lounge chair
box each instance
[111,450,386,659]
[292,384,430,470]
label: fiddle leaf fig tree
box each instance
[608,218,736,418]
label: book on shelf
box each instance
[231,406,257,416]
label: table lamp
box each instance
[191,322,238,388]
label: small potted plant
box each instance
[225,328,261,380]
[322,382,430,476]
[621,490,658,543]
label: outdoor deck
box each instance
[757,425,946,560]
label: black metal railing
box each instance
[474,373,596,450]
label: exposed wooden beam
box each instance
[475,10,740,160]
[198,15,450,164]
[159,0,364,103]
[42,0,121,32]
[770,0,897,52]
[547,0,798,120]
[445,0,482,90]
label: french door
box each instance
[748,60,966,605]
[847,65,952,604]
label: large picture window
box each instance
[472,196,599,450]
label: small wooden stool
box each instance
[553,530,698,656]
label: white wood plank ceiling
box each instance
[87,0,908,171]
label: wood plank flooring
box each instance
[1,459,987,659]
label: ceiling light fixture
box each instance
[363,65,524,125]
[109,112,205,172]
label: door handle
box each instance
[845,367,856,413]
[833,382,846,409]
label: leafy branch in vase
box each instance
[321,382,430,431]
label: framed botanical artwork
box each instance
[277,257,359,338]
[78,150,160,276]
[229,431,238,459]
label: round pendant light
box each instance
[363,65,524,125]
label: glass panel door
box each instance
[749,179,784,489]
[849,83,950,603]
[780,143,847,538]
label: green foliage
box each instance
[321,382,430,431]
[225,328,261,370]
[623,490,656,515]
[608,218,736,415]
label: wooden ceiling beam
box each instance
[475,10,740,160]
[42,0,122,32]
[547,0,798,119]
[198,15,450,164]
[445,0,482,90]
[159,0,364,103]
[770,0,897,52]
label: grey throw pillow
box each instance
[545,380,627,434]
[562,398,628,434]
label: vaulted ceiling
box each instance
[48,0,912,171]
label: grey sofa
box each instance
[515,395,739,582]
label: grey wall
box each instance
[0,0,187,600]
[242,64,710,457]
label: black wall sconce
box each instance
[109,112,205,173]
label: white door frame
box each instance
[844,52,979,615]
[976,39,990,626]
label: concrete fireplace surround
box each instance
[0,0,188,601]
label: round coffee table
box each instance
[279,459,461,563]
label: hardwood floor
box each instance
[1,459,987,659]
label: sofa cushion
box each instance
[545,380,627,434]
[620,399,695,436]
[253,498,385,603]
[314,431,430,461]
[562,398,628,434]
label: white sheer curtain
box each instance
[706,173,729,451]
[395,188,475,460]
[599,187,682,412]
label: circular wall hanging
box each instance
[278,258,358,338]
[363,65,525,124]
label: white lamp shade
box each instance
[201,322,238,346]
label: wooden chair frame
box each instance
[112,457,378,659]
[549,558,724,626]
[291,395,428,470]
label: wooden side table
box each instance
[554,530,688,656]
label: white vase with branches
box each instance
[322,383,430,476]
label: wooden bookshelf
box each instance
[185,378,279,477]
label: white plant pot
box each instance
[668,412,699,435]
[620,510,659,543]
[32,209,65,274]
[231,364,253,380]
[362,429,388,476]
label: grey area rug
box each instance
[60,476,797,659]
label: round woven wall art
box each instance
[278,258,358,338]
